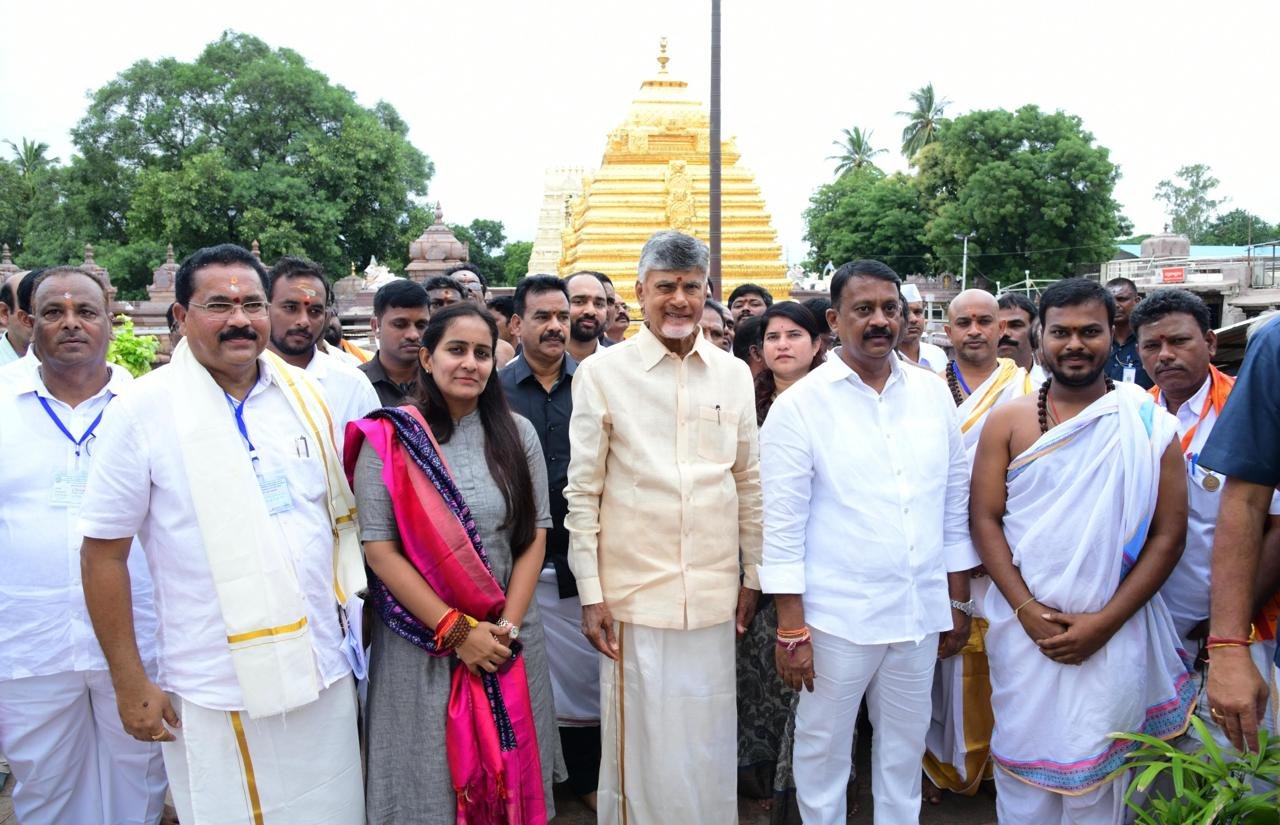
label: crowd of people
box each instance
[0,228,1276,825]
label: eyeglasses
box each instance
[189,300,270,318]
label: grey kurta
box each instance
[356,410,565,824]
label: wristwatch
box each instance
[950,599,975,616]
[496,618,521,640]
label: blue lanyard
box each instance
[952,362,972,394]
[38,395,109,458]
[224,387,260,467]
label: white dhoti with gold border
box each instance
[163,674,363,825]
[598,621,736,825]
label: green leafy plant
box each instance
[1117,717,1280,824]
[106,314,159,377]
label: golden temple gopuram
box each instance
[533,40,787,304]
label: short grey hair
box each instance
[636,230,709,284]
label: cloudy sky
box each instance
[3,0,1276,265]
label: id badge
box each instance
[50,470,89,508]
[257,472,295,515]
[1123,366,1136,383]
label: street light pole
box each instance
[953,232,975,291]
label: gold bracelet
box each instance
[1014,597,1036,617]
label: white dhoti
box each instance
[0,669,168,825]
[598,621,736,825]
[163,673,363,825]
[995,764,1127,824]
[794,628,939,825]
[536,567,601,724]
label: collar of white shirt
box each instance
[14,357,132,401]
[633,322,718,371]
[822,346,907,392]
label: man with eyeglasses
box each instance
[266,256,377,454]
[0,266,166,825]
[80,243,366,824]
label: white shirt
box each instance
[1159,375,1280,640]
[759,352,978,645]
[302,348,380,456]
[0,331,19,366]
[0,359,157,681]
[918,341,948,372]
[78,359,350,710]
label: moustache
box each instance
[998,337,1018,348]
[863,328,893,340]
[219,328,260,342]
[541,332,565,343]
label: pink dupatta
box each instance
[346,406,546,824]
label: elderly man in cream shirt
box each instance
[566,230,763,825]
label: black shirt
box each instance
[500,352,578,597]
[358,353,417,408]
[1106,332,1154,389]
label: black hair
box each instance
[486,295,515,320]
[1105,276,1138,294]
[705,298,728,318]
[1038,278,1117,327]
[997,291,1037,320]
[175,244,269,308]
[444,263,486,293]
[423,275,465,299]
[16,267,46,314]
[513,274,567,317]
[267,256,330,302]
[801,297,832,326]
[1129,288,1212,335]
[755,302,825,424]
[0,277,14,312]
[829,260,901,310]
[733,314,765,361]
[165,302,179,332]
[29,266,110,309]
[372,278,429,318]
[415,303,535,555]
[727,283,775,308]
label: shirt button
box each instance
[903,507,909,514]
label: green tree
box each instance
[15,31,432,297]
[1200,208,1275,246]
[499,241,533,285]
[827,127,886,177]
[917,106,1127,282]
[804,169,930,273]
[5,138,58,178]
[1154,164,1223,242]
[449,219,506,285]
[897,83,950,161]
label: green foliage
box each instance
[1117,718,1280,824]
[4,31,432,297]
[917,105,1126,281]
[1156,164,1225,243]
[106,315,159,377]
[501,241,534,285]
[804,170,930,272]
[827,127,886,177]
[1201,209,1277,246]
[449,219,507,285]
[898,83,950,161]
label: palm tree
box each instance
[827,127,886,176]
[4,138,58,178]
[898,83,951,160]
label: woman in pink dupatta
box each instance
[348,304,565,824]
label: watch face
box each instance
[508,625,520,640]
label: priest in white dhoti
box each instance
[971,278,1192,823]
[80,244,367,825]
[566,231,762,825]
[924,289,1032,798]
[0,267,167,825]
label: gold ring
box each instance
[1210,709,1225,718]
[151,731,166,741]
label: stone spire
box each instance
[81,243,117,301]
[0,244,19,280]
[250,240,262,261]
[404,203,469,283]
[147,244,179,302]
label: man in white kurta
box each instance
[566,231,762,825]
[762,262,978,825]
[79,244,366,825]
[0,267,167,825]
[972,279,1192,823]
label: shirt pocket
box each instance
[697,405,738,464]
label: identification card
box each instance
[50,471,89,508]
[257,472,295,515]
[1123,366,1137,383]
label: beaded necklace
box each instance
[1037,375,1116,434]
[946,361,968,407]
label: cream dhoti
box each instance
[983,386,1193,819]
[597,621,736,825]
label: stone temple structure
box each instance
[548,40,787,304]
